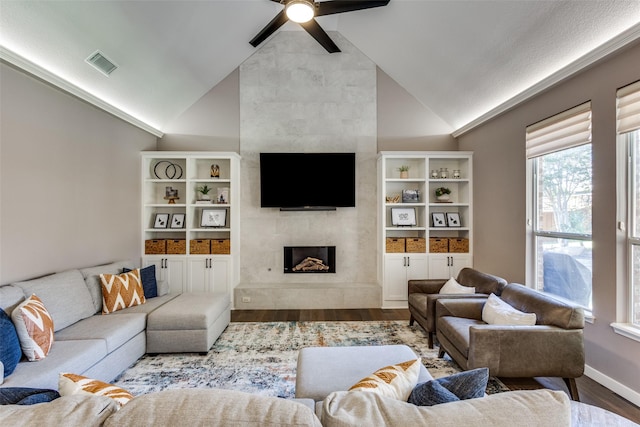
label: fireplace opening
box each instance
[284,246,336,273]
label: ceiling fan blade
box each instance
[250,9,289,47]
[316,0,390,17]
[300,19,340,53]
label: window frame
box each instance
[529,148,593,312]
[612,131,640,340]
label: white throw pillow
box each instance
[482,294,537,326]
[439,277,475,294]
[348,359,422,401]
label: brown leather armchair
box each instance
[436,283,585,401]
[408,268,507,348]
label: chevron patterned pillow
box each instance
[11,294,54,361]
[100,270,146,314]
[59,373,133,407]
[348,359,421,401]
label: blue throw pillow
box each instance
[408,367,489,406]
[0,308,22,377]
[123,265,158,298]
[0,387,60,405]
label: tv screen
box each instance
[260,153,356,209]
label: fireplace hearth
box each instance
[284,246,336,273]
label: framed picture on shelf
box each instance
[201,209,227,228]
[153,213,169,229]
[402,189,420,203]
[446,212,461,227]
[170,213,185,229]
[431,212,447,227]
[391,208,417,226]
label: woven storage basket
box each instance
[145,239,166,255]
[190,239,210,255]
[449,238,469,253]
[406,238,426,253]
[166,239,186,254]
[386,237,405,253]
[429,238,449,253]
[211,239,231,254]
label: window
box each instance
[617,80,640,328]
[527,102,593,309]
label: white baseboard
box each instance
[585,364,640,407]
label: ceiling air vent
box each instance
[85,50,118,76]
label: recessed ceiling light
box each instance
[85,50,118,76]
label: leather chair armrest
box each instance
[435,298,485,320]
[408,279,446,295]
[468,325,585,378]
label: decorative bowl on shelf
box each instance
[386,195,401,203]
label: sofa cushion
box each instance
[501,283,584,329]
[321,389,571,427]
[440,277,475,294]
[108,293,178,316]
[1,339,107,390]
[55,313,146,353]
[13,270,95,332]
[100,270,146,314]
[11,294,54,361]
[0,308,22,377]
[0,284,26,314]
[80,261,137,314]
[59,373,133,408]
[437,317,484,358]
[0,387,60,405]
[0,394,118,425]
[482,293,536,326]
[457,268,508,295]
[408,368,488,406]
[103,389,322,427]
[348,359,421,401]
[123,266,157,299]
[146,293,229,330]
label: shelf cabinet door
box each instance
[384,254,409,301]
[383,254,428,301]
[187,258,213,292]
[428,254,472,279]
[143,256,187,295]
[211,257,230,295]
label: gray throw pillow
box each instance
[408,367,489,406]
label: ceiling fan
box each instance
[250,0,390,53]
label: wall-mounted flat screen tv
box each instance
[260,153,356,210]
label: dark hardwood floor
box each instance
[231,308,640,424]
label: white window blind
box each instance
[526,102,592,159]
[617,80,640,134]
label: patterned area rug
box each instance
[114,321,508,398]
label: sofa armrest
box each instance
[408,279,446,295]
[435,298,485,321]
[468,325,584,378]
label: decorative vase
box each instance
[431,170,439,179]
[436,194,450,202]
[400,171,409,179]
[439,168,449,179]
[199,193,210,201]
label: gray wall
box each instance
[0,62,156,284]
[458,42,640,395]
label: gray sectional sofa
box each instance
[0,260,230,390]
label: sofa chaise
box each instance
[0,260,230,390]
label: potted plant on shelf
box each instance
[398,165,410,179]
[435,187,452,202]
[197,185,212,201]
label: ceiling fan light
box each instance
[286,0,314,23]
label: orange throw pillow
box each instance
[11,294,54,361]
[100,270,146,314]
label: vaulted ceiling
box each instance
[1,1,639,137]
